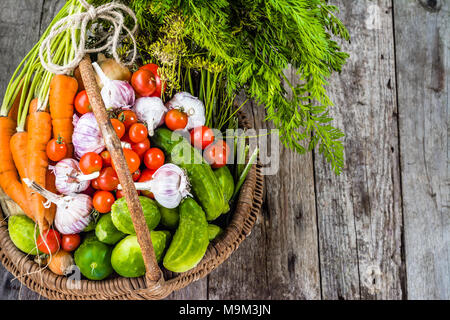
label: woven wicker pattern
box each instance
[0,112,264,300]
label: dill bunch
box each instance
[126,0,349,174]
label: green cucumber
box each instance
[152,128,226,221]
[214,166,235,208]
[163,198,209,273]
[95,213,126,245]
[158,205,180,229]
[207,224,224,241]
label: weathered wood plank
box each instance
[314,0,405,299]
[394,0,449,300]
[207,76,321,299]
[0,0,46,301]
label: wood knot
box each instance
[362,265,383,295]
[418,0,442,12]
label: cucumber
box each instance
[207,224,224,241]
[111,196,160,234]
[8,215,40,255]
[152,128,226,221]
[163,198,209,273]
[95,213,126,245]
[214,166,235,209]
[159,205,179,229]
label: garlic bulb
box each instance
[23,179,93,235]
[92,62,135,110]
[133,97,167,136]
[119,164,191,208]
[73,112,106,158]
[52,159,99,195]
[165,92,206,130]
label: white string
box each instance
[39,0,138,75]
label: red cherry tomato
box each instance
[131,69,157,97]
[131,138,151,160]
[110,118,125,139]
[100,150,112,167]
[140,64,165,97]
[46,137,68,162]
[97,167,119,191]
[116,189,140,199]
[190,126,215,150]
[204,140,230,168]
[128,123,148,143]
[91,178,100,190]
[93,190,115,213]
[165,109,188,131]
[118,110,138,130]
[112,149,141,173]
[116,190,125,199]
[61,234,81,252]
[121,131,134,144]
[139,168,156,199]
[132,168,141,182]
[79,152,103,174]
[37,229,61,255]
[74,90,91,115]
[144,148,165,170]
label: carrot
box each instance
[26,111,52,231]
[46,169,57,224]
[0,116,33,219]
[25,98,39,132]
[49,75,78,158]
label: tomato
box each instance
[131,138,150,160]
[128,123,148,143]
[116,190,125,199]
[203,140,230,168]
[116,189,140,199]
[93,190,115,214]
[74,90,91,115]
[91,178,100,190]
[139,168,156,199]
[144,148,165,170]
[118,110,138,130]
[132,168,141,182]
[79,152,103,174]
[112,149,141,173]
[46,137,68,162]
[97,167,119,191]
[61,234,81,252]
[131,69,157,97]
[165,109,188,131]
[140,64,165,97]
[121,131,134,144]
[37,229,61,255]
[190,126,215,150]
[100,150,112,167]
[110,118,125,139]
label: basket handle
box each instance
[78,55,163,284]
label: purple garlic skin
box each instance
[54,194,93,235]
[72,112,105,158]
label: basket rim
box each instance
[0,110,264,300]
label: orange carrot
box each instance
[49,75,78,157]
[46,169,57,225]
[10,131,28,181]
[26,111,52,231]
[25,98,39,132]
[0,116,33,219]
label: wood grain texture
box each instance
[314,0,405,300]
[207,75,321,299]
[394,0,449,300]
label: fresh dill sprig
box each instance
[126,0,350,174]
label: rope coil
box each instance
[39,0,138,75]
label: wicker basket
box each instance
[0,55,264,300]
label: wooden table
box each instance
[0,0,448,300]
